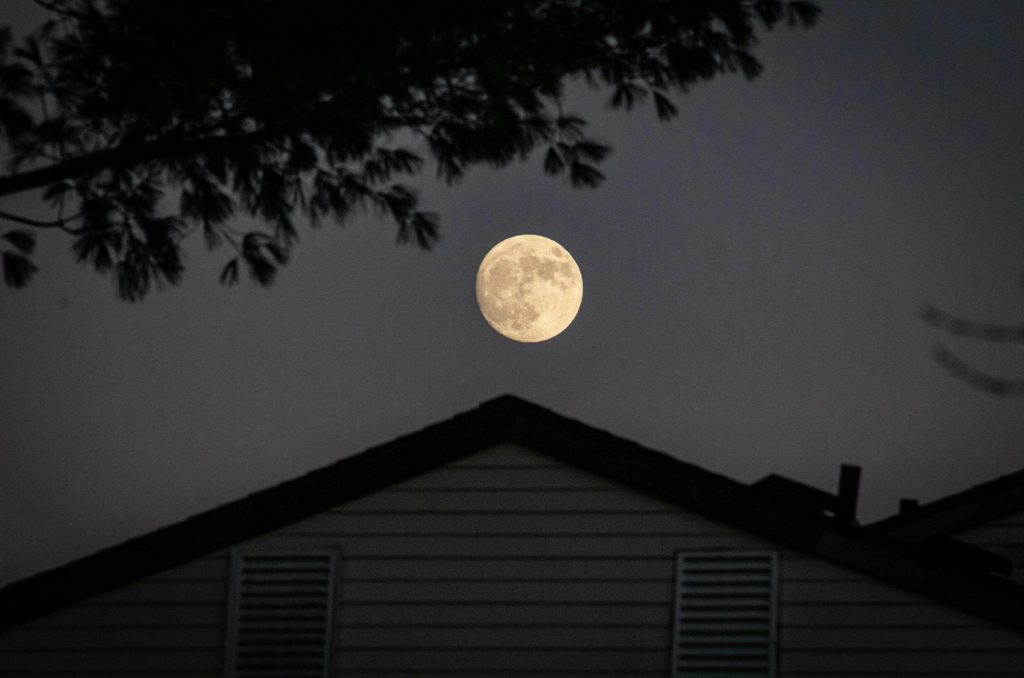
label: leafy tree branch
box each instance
[0,0,820,300]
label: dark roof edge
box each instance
[0,397,507,629]
[1,394,1023,635]
[870,466,1024,541]
[497,401,1024,633]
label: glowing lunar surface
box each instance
[476,234,583,342]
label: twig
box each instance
[0,208,83,234]
[931,345,1024,396]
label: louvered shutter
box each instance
[670,551,777,678]
[225,551,337,678]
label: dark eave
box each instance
[1,395,1023,634]
[870,466,1024,542]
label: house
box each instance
[1,395,1023,677]
[871,466,1024,584]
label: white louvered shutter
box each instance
[670,551,777,678]
[225,551,337,678]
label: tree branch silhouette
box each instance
[922,303,1024,396]
[0,0,820,300]
[0,208,81,232]
[930,345,1024,396]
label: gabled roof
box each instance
[2,395,1023,633]
[752,473,851,522]
[870,465,1024,542]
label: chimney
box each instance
[837,464,861,524]
[899,498,919,515]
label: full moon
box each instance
[476,234,583,342]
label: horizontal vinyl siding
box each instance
[2,443,1023,677]
[263,444,1024,677]
[0,554,229,676]
[955,509,1024,584]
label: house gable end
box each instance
[1,395,1023,639]
[4,442,1024,676]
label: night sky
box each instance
[2,1,1023,587]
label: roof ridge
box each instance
[2,395,1022,634]
[870,464,1024,537]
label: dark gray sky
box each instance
[2,1,1023,586]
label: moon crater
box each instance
[476,235,583,342]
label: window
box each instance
[670,551,778,678]
[225,550,337,678]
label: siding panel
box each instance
[0,649,222,673]
[782,625,1024,649]
[334,488,677,513]
[0,626,221,649]
[259,534,766,556]
[341,556,677,580]
[300,511,730,534]
[335,602,672,627]
[779,579,929,603]
[450,445,561,466]
[338,580,674,602]
[337,625,670,647]
[3,603,227,628]
[334,648,671,673]
[780,649,1024,673]
[0,552,230,676]
[77,580,226,603]
[779,602,992,627]
[391,465,620,489]
[3,442,1024,677]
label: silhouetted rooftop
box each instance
[2,395,1022,632]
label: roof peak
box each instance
[2,395,1022,633]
